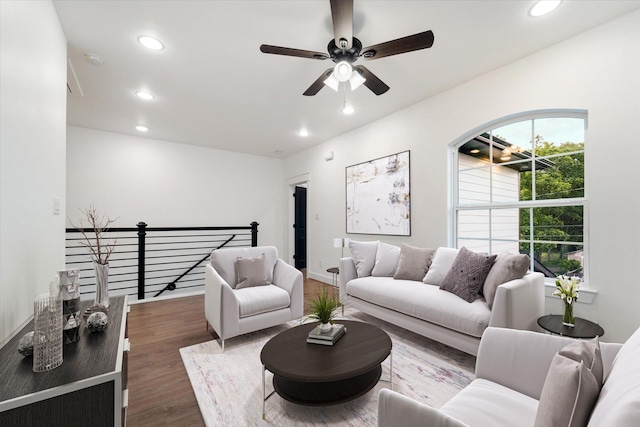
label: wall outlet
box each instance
[319,260,323,268]
[52,197,60,215]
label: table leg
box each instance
[262,364,266,420]
[390,350,393,390]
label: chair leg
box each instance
[220,339,225,352]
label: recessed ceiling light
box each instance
[83,53,104,66]
[135,91,154,100]
[136,125,148,132]
[529,0,562,17]
[298,129,309,137]
[470,149,480,154]
[138,35,164,51]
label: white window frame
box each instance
[448,109,595,301]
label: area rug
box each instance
[180,310,475,426]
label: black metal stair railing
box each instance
[65,221,258,301]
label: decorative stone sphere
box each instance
[86,312,108,333]
[17,331,34,357]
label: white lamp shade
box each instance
[323,73,340,91]
[349,70,366,90]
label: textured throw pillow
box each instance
[534,339,603,427]
[393,244,436,281]
[439,247,497,302]
[235,254,270,289]
[349,240,379,278]
[372,243,401,277]
[423,247,460,285]
[482,253,530,309]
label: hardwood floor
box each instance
[126,272,337,427]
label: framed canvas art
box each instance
[346,150,410,236]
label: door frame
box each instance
[286,173,311,271]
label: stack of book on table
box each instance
[306,323,346,346]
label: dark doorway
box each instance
[294,186,307,269]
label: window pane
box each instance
[458,162,491,204]
[533,117,584,149]
[457,210,490,242]
[533,243,584,278]
[534,153,584,200]
[490,208,520,254]
[457,239,490,253]
[532,206,584,243]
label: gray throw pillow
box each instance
[349,240,379,278]
[559,336,604,386]
[372,242,401,277]
[393,244,435,281]
[482,253,530,309]
[534,340,603,427]
[235,254,270,289]
[439,247,497,302]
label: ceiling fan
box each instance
[259,0,434,96]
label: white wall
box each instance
[66,126,284,249]
[283,10,640,343]
[0,1,67,345]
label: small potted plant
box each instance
[307,288,340,332]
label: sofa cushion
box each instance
[234,284,290,318]
[588,327,640,427]
[423,247,459,285]
[349,240,379,277]
[347,277,491,337]
[235,254,270,289]
[372,243,401,277]
[393,244,435,281]
[211,246,277,289]
[440,378,539,427]
[440,247,497,303]
[483,253,530,309]
[535,360,599,427]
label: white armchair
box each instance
[204,246,303,351]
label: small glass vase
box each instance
[94,261,110,308]
[563,300,575,327]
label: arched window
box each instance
[450,110,587,284]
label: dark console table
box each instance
[538,314,604,339]
[0,296,130,427]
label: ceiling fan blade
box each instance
[260,44,329,60]
[361,30,434,60]
[303,69,334,96]
[330,0,353,49]
[354,65,389,96]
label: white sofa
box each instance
[378,326,640,427]
[204,246,303,351]
[339,246,545,355]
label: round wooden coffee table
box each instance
[260,320,392,417]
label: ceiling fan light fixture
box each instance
[342,104,355,115]
[349,70,366,91]
[529,0,562,17]
[334,61,352,82]
[323,73,340,91]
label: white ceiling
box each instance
[53,0,640,158]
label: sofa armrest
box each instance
[273,258,304,319]
[205,264,240,339]
[489,271,544,331]
[378,389,470,427]
[476,327,582,400]
[339,257,356,305]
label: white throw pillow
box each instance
[423,247,460,285]
[348,240,379,278]
[372,242,401,277]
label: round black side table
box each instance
[537,314,604,339]
[326,267,339,288]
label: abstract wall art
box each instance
[346,150,410,236]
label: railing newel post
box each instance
[137,221,147,300]
[251,221,259,247]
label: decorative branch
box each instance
[70,206,118,265]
